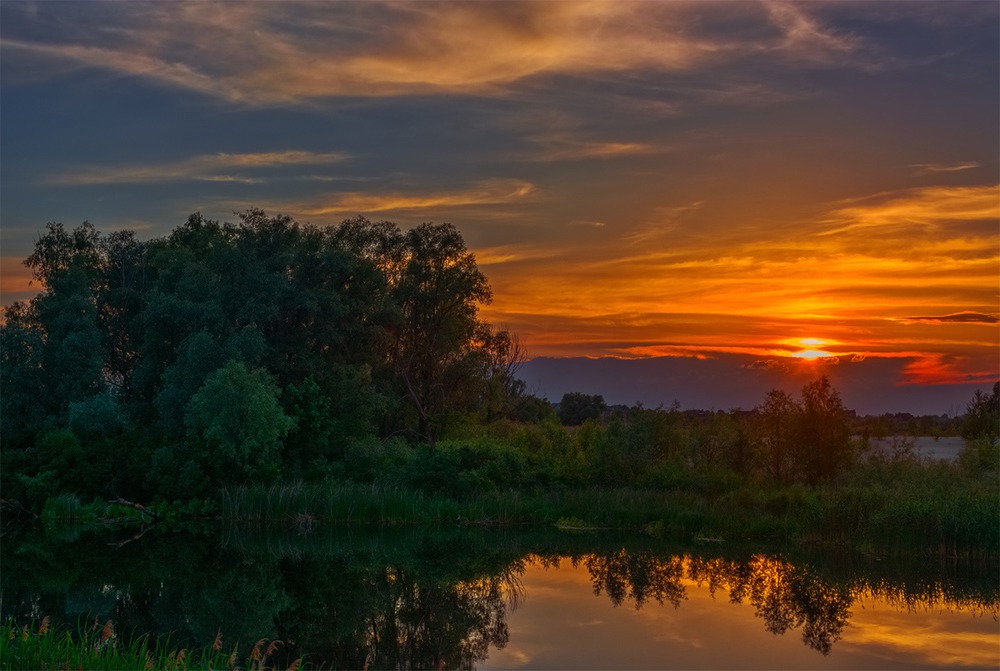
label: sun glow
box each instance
[786,337,838,360]
[792,349,835,360]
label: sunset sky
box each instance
[2,1,997,413]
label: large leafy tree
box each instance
[4,209,517,503]
[8,222,110,424]
[390,222,493,441]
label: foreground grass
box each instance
[0,617,305,671]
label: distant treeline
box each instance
[1,211,997,515]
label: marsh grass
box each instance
[221,481,783,542]
[221,461,998,558]
[800,458,999,558]
[0,617,305,671]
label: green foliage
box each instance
[344,437,413,483]
[39,493,84,523]
[756,389,798,482]
[801,457,999,555]
[0,302,48,445]
[184,361,295,483]
[0,617,305,671]
[958,437,1000,478]
[68,393,129,437]
[962,381,999,442]
[558,392,606,425]
[796,377,853,483]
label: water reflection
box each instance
[689,555,853,654]
[1,526,996,669]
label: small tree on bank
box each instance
[962,382,999,443]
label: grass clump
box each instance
[0,617,306,671]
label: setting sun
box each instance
[782,338,838,360]
[797,338,832,348]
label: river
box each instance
[2,524,997,669]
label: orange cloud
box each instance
[1,2,873,103]
[900,354,999,386]
[819,184,999,236]
[293,179,535,217]
[477,180,998,376]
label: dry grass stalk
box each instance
[213,630,223,652]
[99,620,114,647]
[38,616,50,635]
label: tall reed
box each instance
[0,617,306,671]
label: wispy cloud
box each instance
[624,202,706,246]
[474,244,559,266]
[762,1,860,61]
[0,1,877,104]
[525,135,665,163]
[910,162,980,176]
[292,179,535,217]
[898,312,999,325]
[48,151,349,185]
[818,184,1000,236]
[900,353,999,386]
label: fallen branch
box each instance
[109,523,157,549]
[109,497,160,521]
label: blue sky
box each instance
[2,1,997,412]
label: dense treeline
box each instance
[1,211,535,505]
[2,212,997,539]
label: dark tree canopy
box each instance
[1,211,535,501]
[558,392,606,426]
[963,382,999,442]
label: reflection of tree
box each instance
[582,550,686,608]
[274,544,524,671]
[4,528,997,665]
[567,550,850,654]
[359,568,516,670]
[688,554,852,655]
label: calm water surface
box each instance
[483,556,998,669]
[3,525,997,669]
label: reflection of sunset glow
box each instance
[489,554,999,670]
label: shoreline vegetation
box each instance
[2,212,997,560]
[33,437,1000,560]
[1,617,300,671]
